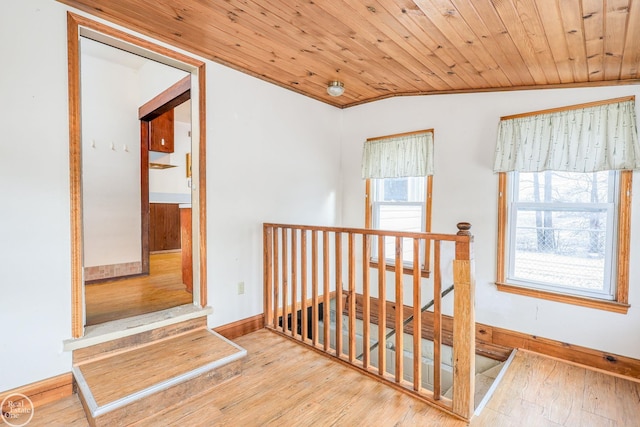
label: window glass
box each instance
[508,171,617,298]
[372,177,426,265]
[382,178,408,201]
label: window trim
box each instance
[496,171,632,314]
[365,175,433,277]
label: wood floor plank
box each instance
[537,362,585,425]
[563,409,616,427]
[613,375,640,426]
[473,407,519,427]
[27,395,89,427]
[519,353,558,405]
[582,368,617,420]
[506,398,554,425]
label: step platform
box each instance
[73,328,246,427]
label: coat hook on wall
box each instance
[110,142,116,151]
[91,139,96,149]
[123,144,129,152]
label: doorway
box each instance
[67,13,207,338]
[82,65,194,326]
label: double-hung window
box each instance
[362,130,434,275]
[494,97,638,313]
[507,170,620,299]
[369,176,429,267]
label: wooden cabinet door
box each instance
[149,203,181,251]
[149,109,174,152]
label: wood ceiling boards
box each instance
[58,0,640,108]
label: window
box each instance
[494,97,636,313]
[505,170,621,297]
[498,171,631,312]
[368,176,430,268]
[361,129,434,276]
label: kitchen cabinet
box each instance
[149,109,174,153]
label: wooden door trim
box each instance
[67,14,83,339]
[67,12,207,338]
[197,69,207,308]
[140,120,150,275]
[139,75,190,120]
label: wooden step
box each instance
[73,328,246,427]
[73,316,207,365]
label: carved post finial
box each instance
[456,222,471,236]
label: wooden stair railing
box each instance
[357,284,455,361]
[263,222,475,421]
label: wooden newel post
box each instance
[452,222,476,420]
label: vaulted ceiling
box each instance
[58,0,640,108]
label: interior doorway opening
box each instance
[82,72,194,326]
[67,12,207,338]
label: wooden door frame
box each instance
[67,13,207,338]
[139,76,191,275]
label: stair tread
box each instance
[76,328,243,407]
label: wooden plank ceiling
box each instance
[59,0,640,108]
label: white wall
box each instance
[0,0,341,391]
[0,0,74,391]
[81,48,142,267]
[340,86,640,360]
[205,63,342,326]
[137,60,189,107]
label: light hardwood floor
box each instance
[473,349,640,426]
[28,330,640,426]
[85,252,192,326]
